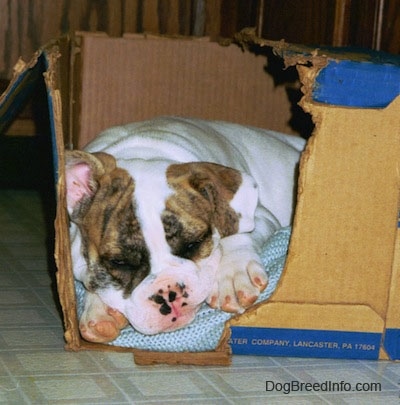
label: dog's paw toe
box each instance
[81,320,119,342]
[80,307,128,343]
[107,307,129,329]
[220,295,243,313]
[247,260,268,292]
[235,289,258,308]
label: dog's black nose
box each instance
[168,291,177,302]
[159,302,172,315]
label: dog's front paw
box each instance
[207,235,268,313]
[79,292,128,343]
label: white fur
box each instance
[70,117,305,335]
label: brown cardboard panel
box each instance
[385,227,400,330]
[76,34,295,148]
[230,302,384,333]
[133,349,231,366]
[270,96,400,319]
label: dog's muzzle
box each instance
[120,249,222,335]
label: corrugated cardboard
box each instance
[73,33,296,148]
[1,31,400,365]
[228,36,400,361]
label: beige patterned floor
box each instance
[1,189,399,404]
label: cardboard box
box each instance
[229,33,400,361]
[1,31,400,365]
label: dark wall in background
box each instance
[1,0,399,81]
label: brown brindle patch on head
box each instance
[70,155,150,296]
[92,152,119,173]
[162,209,213,261]
[164,162,243,260]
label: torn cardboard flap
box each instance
[234,28,400,108]
[0,52,42,135]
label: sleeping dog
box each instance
[66,117,305,342]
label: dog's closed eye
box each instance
[106,257,142,272]
[109,259,129,268]
[180,240,203,258]
[178,229,212,259]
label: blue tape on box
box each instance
[313,60,400,108]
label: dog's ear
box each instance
[65,150,116,220]
[167,162,258,237]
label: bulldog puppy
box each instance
[66,117,305,342]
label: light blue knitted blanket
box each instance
[75,227,290,352]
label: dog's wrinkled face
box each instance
[66,150,258,334]
[66,151,151,297]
